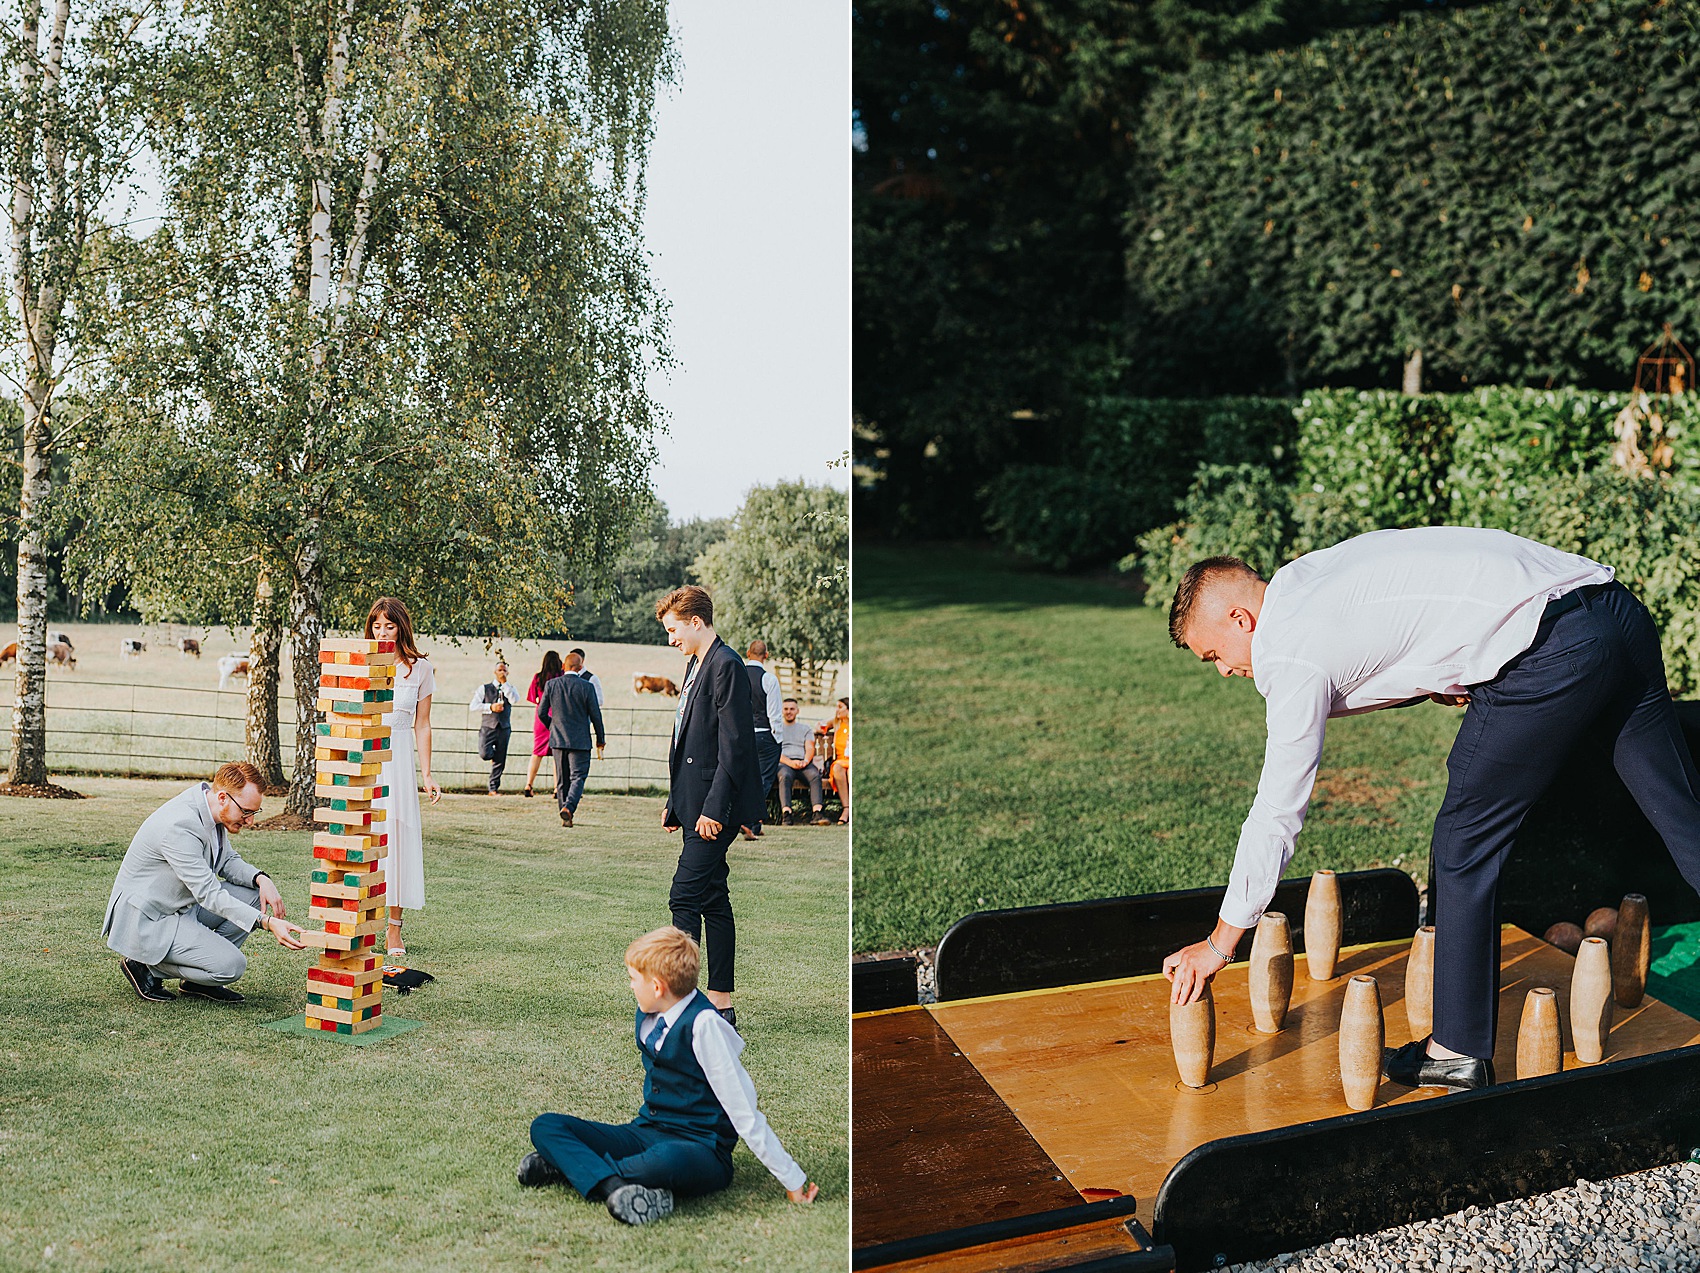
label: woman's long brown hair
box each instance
[364,597,423,669]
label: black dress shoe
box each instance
[516,1151,565,1188]
[120,958,175,1003]
[715,1004,737,1030]
[1383,1038,1495,1091]
[179,981,245,1004]
[605,1181,673,1225]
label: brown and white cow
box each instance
[633,674,680,697]
[218,654,250,690]
[179,637,201,658]
[48,641,76,669]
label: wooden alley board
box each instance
[907,926,1700,1235]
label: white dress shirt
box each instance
[468,679,523,717]
[579,669,605,707]
[745,659,784,735]
[1222,527,1613,929]
[640,990,807,1191]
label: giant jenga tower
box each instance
[301,637,397,1035]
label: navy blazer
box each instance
[665,636,765,830]
[536,670,605,751]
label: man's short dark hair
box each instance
[1169,556,1264,649]
[782,697,799,705]
[569,647,586,658]
[655,585,713,626]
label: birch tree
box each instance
[1,0,152,791]
[67,0,672,813]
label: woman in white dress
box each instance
[366,597,442,958]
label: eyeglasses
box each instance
[225,792,260,823]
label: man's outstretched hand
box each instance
[265,916,307,950]
[787,1182,819,1204]
[1163,940,1227,1005]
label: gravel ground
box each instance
[1228,1161,1700,1273]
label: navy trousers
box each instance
[752,732,782,828]
[1430,582,1700,1059]
[670,822,739,993]
[552,747,591,812]
[529,1113,733,1199]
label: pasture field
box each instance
[852,544,1465,953]
[1,625,844,791]
[0,778,848,1271]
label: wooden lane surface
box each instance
[929,925,1700,1230]
[853,1005,1083,1249]
[870,1213,1152,1273]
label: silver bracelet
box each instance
[1205,933,1233,962]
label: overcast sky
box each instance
[642,1,850,522]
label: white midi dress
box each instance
[379,656,435,911]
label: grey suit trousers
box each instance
[150,883,260,985]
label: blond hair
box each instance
[211,761,265,795]
[624,926,700,996]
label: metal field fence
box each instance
[0,679,677,792]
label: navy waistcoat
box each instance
[634,993,737,1151]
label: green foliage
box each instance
[1128,0,1700,394]
[980,465,1135,571]
[1294,391,1453,529]
[852,0,1377,537]
[1125,464,1292,604]
[567,501,730,643]
[1447,389,1628,530]
[694,482,849,667]
[1511,471,1700,697]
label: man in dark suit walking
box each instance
[655,585,764,1025]
[536,650,606,828]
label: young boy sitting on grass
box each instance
[518,926,820,1225]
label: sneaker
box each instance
[605,1182,674,1226]
[517,1151,565,1188]
[179,981,245,1004]
[780,809,793,826]
[810,811,831,826]
[120,958,175,1003]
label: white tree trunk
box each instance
[285,537,325,817]
[245,568,287,789]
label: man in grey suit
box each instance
[103,761,306,1003]
[536,650,606,828]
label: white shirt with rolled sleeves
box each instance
[1220,527,1614,930]
[640,990,807,1192]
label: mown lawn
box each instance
[853,543,1466,953]
[1,779,847,1271]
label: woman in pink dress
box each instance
[522,650,563,798]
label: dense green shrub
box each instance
[1510,471,1700,697]
[1124,464,1292,607]
[979,465,1141,571]
[1447,390,1622,530]
[1294,390,1453,529]
[1126,0,1700,395]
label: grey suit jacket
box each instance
[536,671,606,751]
[102,783,265,964]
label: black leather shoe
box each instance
[715,1004,737,1030]
[516,1151,565,1188]
[1383,1038,1494,1091]
[179,981,245,1004]
[605,1181,673,1225]
[121,958,175,1003]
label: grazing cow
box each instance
[633,673,680,697]
[119,638,146,659]
[218,654,250,690]
[1,640,73,668]
[179,637,201,658]
[47,630,73,652]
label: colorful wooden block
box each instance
[312,838,387,860]
[308,903,387,926]
[310,864,382,886]
[318,699,387,717]
[308,965,384,991]
[307,985,383,1011]
[313,807,381,827]
[307,1001,383,1025]
[316,758,384,777]
[320,637,395,654]
[314,951,383,974]
[322,722,390,740]
[305,1013,384,1035]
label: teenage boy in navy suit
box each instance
[518,927,818,1223]
[654,585,765,1026]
